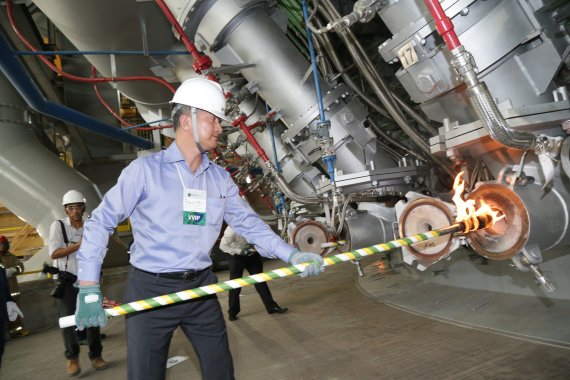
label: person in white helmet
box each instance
[48,190,107,376]
[75,77,324,380]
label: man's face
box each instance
[65,203,85,221]
[195,109,222,151]
[0,242,7,253]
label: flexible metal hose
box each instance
[468,82,537,150]
[267,162,323,205]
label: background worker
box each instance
[0,235,26,337]
[220,226,288,321]
[48,190,107,377]
[0,267,23,369]
[74,77,325,380]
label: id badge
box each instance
[183,188,207,226]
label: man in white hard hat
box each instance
[75,77,324,380]
[48,190,107,376]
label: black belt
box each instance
[136,267,209,280]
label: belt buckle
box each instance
[182,270,195,280]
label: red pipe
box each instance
[5,0,176,93]
[154,0,213,77]
[232,115,270,162]
[92,67,133,127]
[424,0,461,51]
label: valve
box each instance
[511,245,556,293]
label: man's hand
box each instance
[6,301,23,321]
[75,284,107,330]
[288,250,325,278]
[5,267,17,278]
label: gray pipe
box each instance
[468,83,537,150]
[314,29,426,161]
[266,162,322,205]
[368,119,424,161]
[319,1,430,155]
[0,71,103,280]
[452,47,537,151]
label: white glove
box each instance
[5,267,17,278]
[289,250,325,278]
[6,301,23,321]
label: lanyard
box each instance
[176,162,207,225]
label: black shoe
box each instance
[228,314,238,321]
[268,306,288,314]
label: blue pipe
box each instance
[0,32,152,149]
[302,0,336,185]
[123,118,171,130]
[301,0,326,122]
[323,155,336,183]
[15,50,189,56]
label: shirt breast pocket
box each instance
[207,196,225,227]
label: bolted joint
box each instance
[534,134,563,157]
[316,120,331,138]
[192,54,213,74]
[319,136,335,158]
[450,47,476,76]
[230,113,247,127]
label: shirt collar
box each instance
[164,142,212,175]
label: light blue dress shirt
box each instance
[78,143,294,282]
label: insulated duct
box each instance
[0,70,104,280]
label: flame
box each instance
[452,172,505,230]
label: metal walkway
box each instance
[3,256,570,379]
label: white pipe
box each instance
[0,72,102,282]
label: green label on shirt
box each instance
[183,211,206,226]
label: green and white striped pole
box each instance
[59,224,464,329]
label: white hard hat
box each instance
[170,78,228,121]
[62,190,86,206]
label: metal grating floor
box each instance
[3,256,570,379]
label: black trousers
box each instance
[125,267,234,380]
[0,321,4,368]
[228,253,278,317]
[56,282,103,360]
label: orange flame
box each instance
[452,172,504,229]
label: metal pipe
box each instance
[424,0,461,51]
[302,0,326,122]
[0,31,152,149]
[319,1,430,156]
[232,115,270,163]
[423,1,537,151]
[154,0,214,78]
[466,77,537,150]
[368,118,425,161]
[266,161,323,205]
[313,20,436,137]
[6,0,176,93]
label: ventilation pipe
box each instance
[0,69,104,281]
